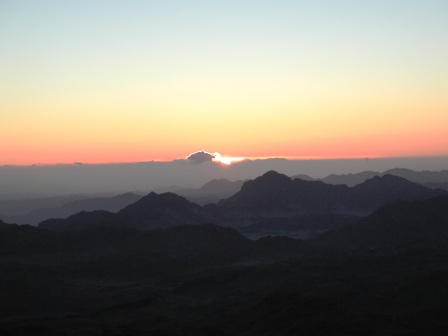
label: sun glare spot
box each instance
[219,157,232,165]
[213,153,246,165]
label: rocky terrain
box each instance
[1,171,448,335]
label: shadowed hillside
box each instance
[38,171,446,240]
[40,192,210,231]
[217,171,445,236]
[320,168,448,187]
[312,195,448,250]
[220,171,444,214]
[2,193,141,226]
[3,207,448,334]
[3,171,448,334]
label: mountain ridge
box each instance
[312,195,448,250]
[38,171,446,234]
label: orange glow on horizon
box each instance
[1,111,448,166]
[3,150,448,167]
[1,1,448,167]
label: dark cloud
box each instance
[187,151,216,163]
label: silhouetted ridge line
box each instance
[119,192,200,216]
[0,192,141,226]
[320,168,448,186]
[39,192,209,231]
[37,171,446,232]
[312,195,448,249]
[218,170,445,214]
[39,210,120,231]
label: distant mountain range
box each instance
[312,195,448,250]
[319,168,448,187]
[33,170,446,235]
[1,193,141,225]
[2,190,448,334]
[0,179,245,226]
[6,194,448,259]
[165,178,245,205]
[39,192,211,231]
[219,170,445,215]
[3,168,448,228]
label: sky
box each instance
[1,0,447,165]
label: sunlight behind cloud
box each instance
[1,1,447,165]
[212,153,246,165]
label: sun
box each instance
[212,153,246,165]
[218,157,232,165]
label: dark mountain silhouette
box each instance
[220,170,350,213]
[39,192,210,231]
[423,182,448,191]
[39,210,122,231]
[384,168,448,183]
[319,168,448,187]
[219,170,303,211]
[4,173,448,334]
[140,224,251,264]
[0,218,15,232]
[3,192,141,225]
[0,219,76,256]
[165,178,245,205]
[219,171,445,215]
[197,178,244,195]
[290,173,314,181]
[350,174,444,208]
[5,220,448,335]
[313,195,448,250]
[2,222,252,262]
[0,195,83,217]
[118,192,209,229]
[38,171,446,237]
[321,170,380,186]
[215,171,446,236]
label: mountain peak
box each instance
[238,171,291,194]
[262,170,290,180]
[119,192,197,216]
[358,174,423,188]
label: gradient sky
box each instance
[1,0,447,165]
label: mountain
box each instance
[290,174,314,181]
[0,195,83,217]
[423,182,448,191]
[6,189,448,334]
[320,168,448,187]
[39,192,210,231]
[3,192,141,225]
[196,178,244,195]
[5,218,448,334]
[165,178,245,205]
[0,219,67,256]
[38,210,122,231]
[0,218,14,231]
[2,222,251,261]
[215,171,446,235]
[219,170,342,212]
[351,174,444,208]
[384,168,448,184]
[37,171,446,237]
[219,171,445,215]
[312,195,448,250]
[118,192,209,229]
[321,171,380,186]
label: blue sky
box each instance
[1,0,447,164]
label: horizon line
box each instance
[2,154,448,168]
